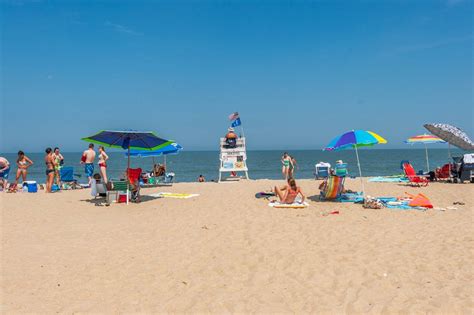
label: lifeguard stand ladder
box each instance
[218,137,249,182]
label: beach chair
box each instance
[320,175,345,201]
[315,165,330,179]
[60,166,81,189]
[334,163,348,177]
[106,168,142,204]
[402,162,429,187]
[435,164,452,181]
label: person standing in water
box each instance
[80,143,96,186]
[14,151,34,185]
[281,152,293,180]
[98,146,109,183]
[288,155,298,178]
[52,147,64,188]
[45,148,55,193]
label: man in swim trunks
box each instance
[0,157,10,191]
[81,143,96,186]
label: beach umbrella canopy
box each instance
[82,130,173,173]
[126,143,183,157]
[82,130,172,151]
[423,123,474,151]
[325,130,387,151]
[324,130,387,196]
[126,142,183,170]
[405,134,446,172]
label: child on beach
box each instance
[81,144,96,186]
[14,151,34,185]
[274,178,305,204]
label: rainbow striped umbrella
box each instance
[405,134,446,145]
[405,134,446,172]
[324,130,387,196]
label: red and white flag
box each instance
[228,112,239,121]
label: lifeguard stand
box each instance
[219,137,249,182]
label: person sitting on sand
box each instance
[198,174,205,182]
[274,178,305,204]
[153,163,166,177]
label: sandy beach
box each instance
[1,178,473,313]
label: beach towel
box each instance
[268,201,309,208]
[408,193,433,208]
[148,192,200,199]
[368,176,408,183]
[340,192,364,203]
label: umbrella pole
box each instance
[354,145,365,197]
[424,143,430,173]
[127,145,130,205]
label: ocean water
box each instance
[1,149,463,184]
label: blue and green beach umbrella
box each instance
[82,130,173,171]
[324,130,387,196]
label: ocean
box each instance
[1,148,463,184]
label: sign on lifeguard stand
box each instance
[219,137,249,182]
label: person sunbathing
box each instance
[274,178,305,204]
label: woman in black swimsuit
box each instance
[45,148,55,193]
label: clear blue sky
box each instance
[1,0,472,152]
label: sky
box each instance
[1,0,472,152]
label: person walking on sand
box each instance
[14,151,34,185]
[52,147,64,187]
[81,143,96,186]
[281,152,293,180]
[0,157,11,191]
[45,148,55,193]
[98,146,109,183]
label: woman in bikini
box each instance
[45,148,55,193]
[14,150,34,185]
[52,147,64,188]
[274,178,305,204]
[281,152,292,180]
[98,146,109,183]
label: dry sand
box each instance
[1,178,473,313]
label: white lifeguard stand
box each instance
[219,137,249,182]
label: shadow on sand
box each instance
[80,194,162,206]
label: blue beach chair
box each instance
[60,166,80,188]
[315,164,330,179]
[334,163,348,177]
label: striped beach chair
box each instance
[320,175,345,201]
